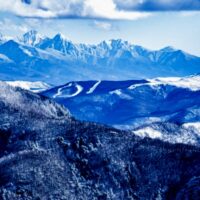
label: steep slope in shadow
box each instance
[0,82,200,200]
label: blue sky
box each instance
[0,0,199,56]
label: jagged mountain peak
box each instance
[52,33,73,46]
[36,33,78,55]
[1,39,20,47]
[25,29,38,35]
[98,40,112,49]
[158,46,198,60]
[98,39,130,49]
[0,33,12,44]
[110,39,130,48]
[21,30,44,46]
[160,46,176,52]
[53,33,67,41]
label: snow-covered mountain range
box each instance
[0,30,200,84]
[1,30,200,200]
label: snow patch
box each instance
[150,76,200,91]
[0,54,13,62]
[87,80,101,94]
[110,89,132,100]
[110,89,122,96]
[183,122,200,130]
[129,75,200,91]
[53,83,83,98]
[134,127,162,139]
[19,46,33,57]
[6,81,50,93]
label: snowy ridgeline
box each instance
[0,30,200,84]
[0,81,200,199]
[7,75,200,94]
[45,75,200,98]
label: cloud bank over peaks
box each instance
[1,0,199,20]
[0,0,151,20]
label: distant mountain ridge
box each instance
[0,30,200,84]
[41,75,200,145]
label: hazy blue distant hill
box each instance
[41,75,200,145]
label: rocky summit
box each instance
[0,31,200,84]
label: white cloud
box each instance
[0,0,151,20]
[82,0,151,20]
[0,0,55,18]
